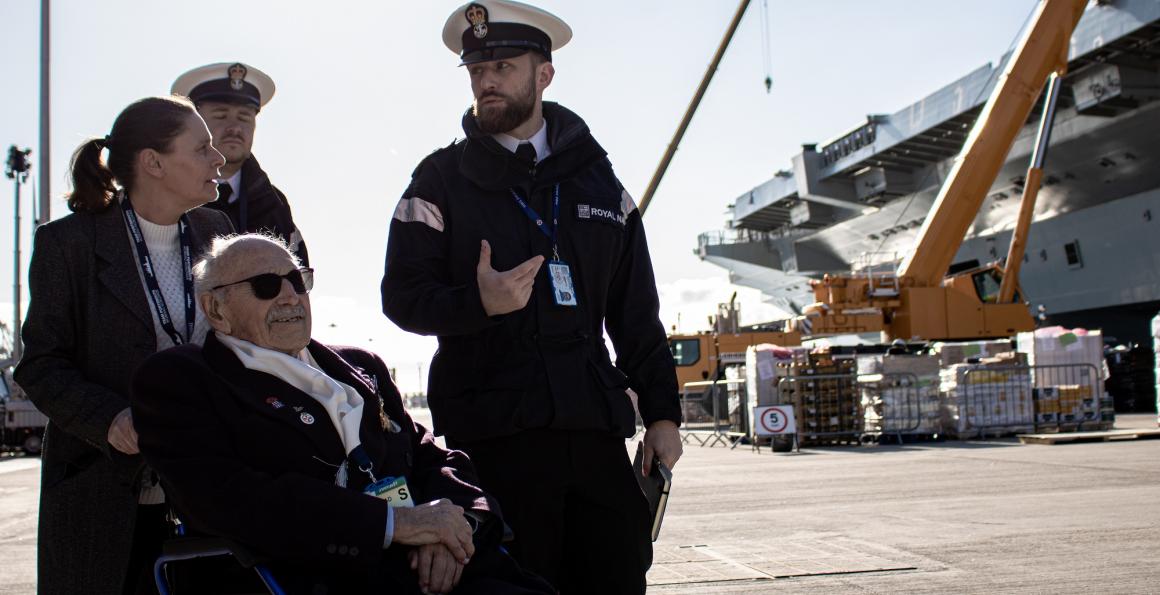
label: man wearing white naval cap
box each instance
[382,2,683,592]
[172,62,309,265]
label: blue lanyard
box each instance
[120,195,195,346]
[349,445,377,483]
[509,184,561,260]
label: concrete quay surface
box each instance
[1,413,1157,594]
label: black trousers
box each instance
[453,430,653,595]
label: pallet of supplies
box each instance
[1016,326,1107,393]
[1153,311,1160,427]
[858,354,942,435]
[745,344,803,408]
[933,339,1018,367]
[941,362,1033,438]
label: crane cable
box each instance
[761,0,772,93]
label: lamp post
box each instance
[5,146,32,362]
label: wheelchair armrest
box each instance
[160,535,261,568]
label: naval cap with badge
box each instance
[442,0,572,66]
[171,62,276,110]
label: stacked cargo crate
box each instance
[1033,385,1099,427]
[779,351,860,445]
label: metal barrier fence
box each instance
[680,362,1109,448]
[948,363,1108,438]
[680,379,746,447]
[774,372,923,446]
[775,372,861,445]
[857,372,930,443]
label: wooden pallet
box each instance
[1018,428,1160,445]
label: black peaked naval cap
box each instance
[442,0,573,66]
[171,62,276,109]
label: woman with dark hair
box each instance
[15,96,234,595]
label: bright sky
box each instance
[0,0,1036,393]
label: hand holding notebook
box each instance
[633,442,672,542]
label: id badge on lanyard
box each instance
[510,184,577,307]
[547,261,578,306]
[350,446,414,508]
[364,476,414,508]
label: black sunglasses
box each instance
[212,268,314,300]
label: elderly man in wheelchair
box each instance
[131,234,552,594]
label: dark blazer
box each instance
[130,335,509,590]
[14,204,232,595]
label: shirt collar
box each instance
[223,170,242,204]
[491,119,551,162]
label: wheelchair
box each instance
[153,515,286,595]
[154,512,517,594]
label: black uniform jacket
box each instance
[382,102,680,443]
[130,334,501,578]
[207,154,309,264]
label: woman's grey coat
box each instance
[15,204,231,595]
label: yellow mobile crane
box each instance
[790,0,1088,341]
[659,0,1086,356]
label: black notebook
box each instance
[633,442,672,542]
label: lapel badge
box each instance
[228,63,248,91]
[293,406,304,413]
[300,412,316,425]
[265,397,285,410]
[465,3,489,39]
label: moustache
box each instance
[266,305,307,324]
[477,91,510,103]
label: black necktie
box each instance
[216,182,232,204]
[515,142,537,167]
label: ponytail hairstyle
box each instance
[67,95,198,212]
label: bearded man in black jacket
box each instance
[172,62,309,265]
[381,2,683,593]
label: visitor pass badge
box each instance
[364,476,414,508]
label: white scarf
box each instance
[217,333,365,460]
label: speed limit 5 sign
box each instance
[753,405,796,436]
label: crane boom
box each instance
[790,0,1090,341]
[997,71,1064,304]
[896,0,1086,286]
[638,0,751,215]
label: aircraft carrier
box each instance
[698,0,1160,345]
